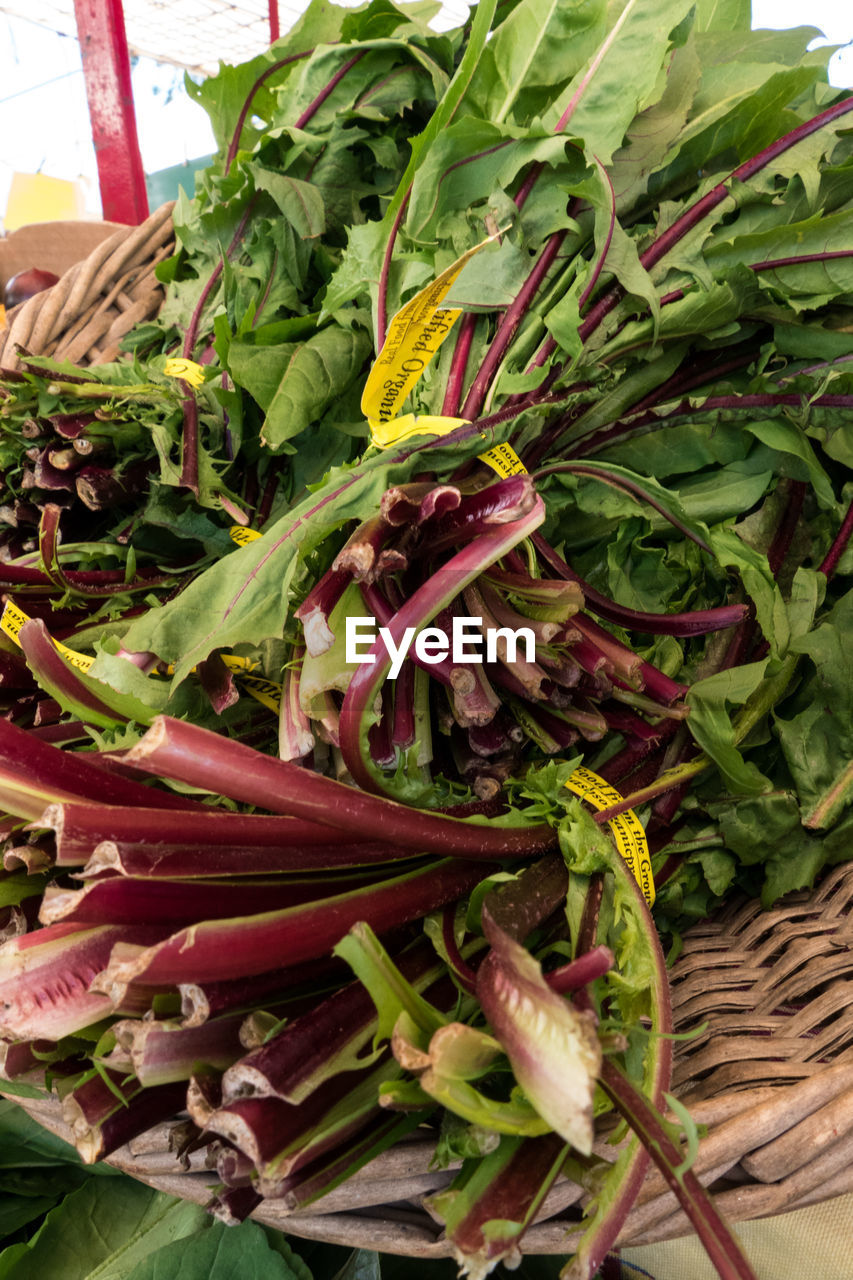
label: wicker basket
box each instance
[2,210,853,1262]
[0,202,175,370]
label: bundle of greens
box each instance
[1,0,853,1276]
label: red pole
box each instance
[268,0,280,43]
[73,0,149,224]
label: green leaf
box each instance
[610,34,700,214]
[692,0,750,32]
[0,1101,87,1169]
[707,210,853,306]
[776,589,853,824]
[0,874,46,909]
[743,416,836,510]
[406,118,576,242]
[253,170,326,240]
[0,1179,208,1280]
[542,0,696,165]
[333,922,447,1043]
[121,425,490,681]
[467,0,606,127]
[228,328,371,452]
[0,1195,58,1241]
[708,525,789,656]
[686,661,774,796]
[124,1219,306,1280]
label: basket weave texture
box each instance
[2,211,852,1258]
[0,203,175,370]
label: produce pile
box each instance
[2,0,853,1275]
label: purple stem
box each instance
[461,232,568,421]
[377,191,410,351]
[820,496,853,580]
[532,534,749,636]
[569,389,853,458]
[751,248,853,273]
[441,902,478,995]
[442,312,478,417]
[545,944,614,992]
[578,94,853,344]
[577,159,615,312]
[293,51,366,130]
[122,714,556,860]
[339,500,548,795]
[225,50,314,173]
[600,1061,757,1280]
[46,800,358,865]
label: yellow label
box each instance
[1,600,94,673]
[370,413,469,450]
[565,765,655,907]
[220,654,259,673]
[0,304,6,327]
[478,442,527,477]
[362,235,498,428]
[2,599,279,716]
[164,357,206,389]
[165,653,258,675]
[229,525,263,546]
[240,674,282,714]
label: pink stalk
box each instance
[221,938,442,1105]
[293,51,366,129]
[279,645,313,761]
[377,192,410,350]
[0,922,164,1040]
[43,800,357,865]
[0,721,198,822]
[40,869,385,927]
[63,1073,187,1163]
[92,858,495,986]
[442,312,478,417]
[820,497,853,580]
[32,504,174,597]
[119,716,556,859]
[224,51,314,173]
[108,1013,246,1085]
[545,945,613,992]
[461,232,567,420]
[295,567,352,656]
[339,498,548,793]
[77,838,415,879]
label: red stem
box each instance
[820,496,853,580]
[377,191,410,351]
[294,51,366,130]
[461,232,567,420]
[579,94,853,343]
[225,51,314,174]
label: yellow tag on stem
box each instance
[362,234,499,431]
[369,413,469,450]
[229,525,263,546]
[240,674,282,713]
[565,765,655,907]
[478,442,527,477]
[1,600,94,673]
[164,357,206,389]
